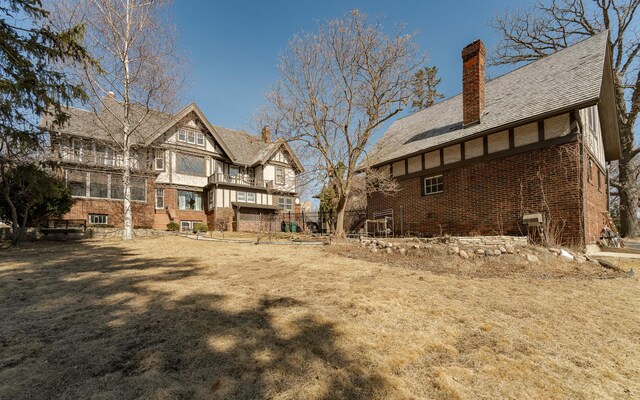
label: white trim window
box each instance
[423,175,443,195]
[131,177,147,202]
[89,172,109,198]
[178,190,203,210]
[176,153,205,176]
[275,167,285,185]
[237,191,246,202]
[278,197,293,211]
[247,192,255,203]
[71,138,83,162]
[89,214,108,225]
[155,150,165,171]
[155,188,164,209]
[68,170,87,197]
[208,189,214,209]
[177,128,205,147]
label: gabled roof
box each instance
[41,100,301,169]
[361,31,617,169]
[258,140,305,172]
[144,102,236,161]
[211,126,304,171]
[40,98,173,146]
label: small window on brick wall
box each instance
[89,214,108,225]
[424,175,443,195]
[587,159,593,183]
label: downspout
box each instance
[575,109,587,248]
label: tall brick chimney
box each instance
[461,40,486,126]
[261,125,271,142]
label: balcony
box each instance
[208,173,273,189]
[48,148,152,172]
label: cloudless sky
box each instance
[172,0,526,136]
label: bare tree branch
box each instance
[259,10,423,237]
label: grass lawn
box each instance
[0,236,638,399]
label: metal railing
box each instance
[208,172,273,189]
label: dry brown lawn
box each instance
[0,236,638,399]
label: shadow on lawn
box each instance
[0,240,390,400]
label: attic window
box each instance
[178,128,205,147]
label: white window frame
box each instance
[423,175,443,195]
[247,192,255,203]
[178,190,203,211]
[178,128,186,142]
[68,170,88,198]
[71,138,82,162]
[180,220,202,232]
[89,214,108,225]
[176,153,205,176]
[237,191,246,202]
[275,167,285,185]
[197,132,205,146]
[155,188,164,209]
[187,130,196,144]
[155,150,165,171]
[278,197,293,211]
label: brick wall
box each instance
[161,187,207,228]
[65,177,155,228]
[583,154,608,244]
[368,141,588,244]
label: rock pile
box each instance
[359,237,592,264]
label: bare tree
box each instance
[50,0,182,240]
[410,66,444,111]
[491,0,640,237]
[263,10,422,237]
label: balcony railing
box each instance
[48,149,151,171]
[208,172,273,189]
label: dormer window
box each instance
[178,128,205,147]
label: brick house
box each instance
[361,32,620,246]
[42,99,303,232]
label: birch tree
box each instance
[52,0,182,240]
[264,10,422,237]
[491,0,640,237]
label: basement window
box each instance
[89,214,108,225]
[423,175,443,195]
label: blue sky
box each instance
[172,0,526,134]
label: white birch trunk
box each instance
[122,0,133,241]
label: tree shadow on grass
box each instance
[0,240,393,399]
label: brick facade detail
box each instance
[462,40,486,126]
[368,140,608,246]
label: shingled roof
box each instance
[41,99,303,170]
[361,31,614,169]
[40,97,174,146]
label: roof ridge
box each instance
[391,31,608,125]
